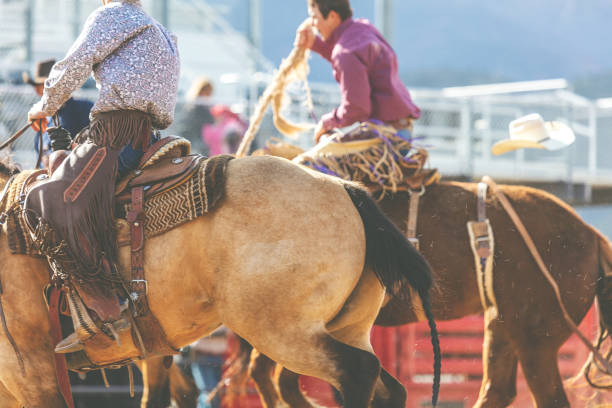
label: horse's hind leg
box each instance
[277,368,315,408]
[473,309,518,408]
[249,350,287,408]
[370,367,407,408]
[246,326,381,408]
[515,343,569,408]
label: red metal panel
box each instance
[227,307,600,407]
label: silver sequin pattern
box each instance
[40,0,180,129]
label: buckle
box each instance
[408,237,420,251]
[130,279,148,296]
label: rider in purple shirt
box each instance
[297,0,420,143]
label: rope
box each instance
[236,46,313,157]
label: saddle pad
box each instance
[3,155,234,254]
[117,154,233,245]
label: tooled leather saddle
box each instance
[0,135,233,371]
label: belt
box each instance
[386,116,414,131]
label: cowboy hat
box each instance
[22,59,55,86]
[491,113,575,155]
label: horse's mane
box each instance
[0,154,20,178]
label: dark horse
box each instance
[221,178,612,408]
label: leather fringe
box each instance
[63,156,120,282]
[80,111,152,150]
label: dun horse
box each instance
[0,159,198,408]
[219,147,612,408]
[0,155,438,408]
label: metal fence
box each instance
[2,81,612,200]
[282,81,612,193]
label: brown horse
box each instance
[219,156,612,408]
[0,155,438,408]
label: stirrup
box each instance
[103,317,131,347]
[55,317,132,354]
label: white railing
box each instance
[2,80,611,198]
[283,81,612,189]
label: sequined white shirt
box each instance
[40,0,180,129]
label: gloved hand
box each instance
[47,126,72,151]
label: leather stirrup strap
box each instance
[406,185,425,250]
[405,185,427,321]
[48,287,75,408]
[127,186,147,316]
[483,176,612,375]
[467,181,495,310]
[126,186,178,356]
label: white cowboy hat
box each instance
[491,113,575,155]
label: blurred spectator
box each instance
[203,105,247,156]
[175,76,215,154]
[23,59,92,167]
[182,327,229,408]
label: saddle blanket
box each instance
[1,154,233,255]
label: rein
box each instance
[236,46,312,157]
[0,122,32,151]
[483,176,612,375]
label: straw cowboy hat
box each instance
[22,59,56,86]
[491,113,575,155]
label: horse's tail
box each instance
[343,183,441,407]
[598,238,612,334]
[579,237,612,390]
[211,335,253,405]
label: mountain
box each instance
[210,0,612,96]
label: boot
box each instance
[54,282,131,354]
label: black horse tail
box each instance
[582,238,612,389]
[344,183,441,407]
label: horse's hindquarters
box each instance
[119,156,370,352]
[213,157,368,335]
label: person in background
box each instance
[295,0,420,144]
[184,327,228,408]
[202,104,247,156]
[23,59,93,167]
[175,76,215,154]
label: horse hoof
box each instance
[55,333,85,354]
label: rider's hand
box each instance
[295,18,316,49]
[28,102,48,132]
[30,118,48,133]
[314,121,329,143]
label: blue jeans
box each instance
[117,132,160,178]
[191,354,223,408]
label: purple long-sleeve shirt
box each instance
[312,18,420,132]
